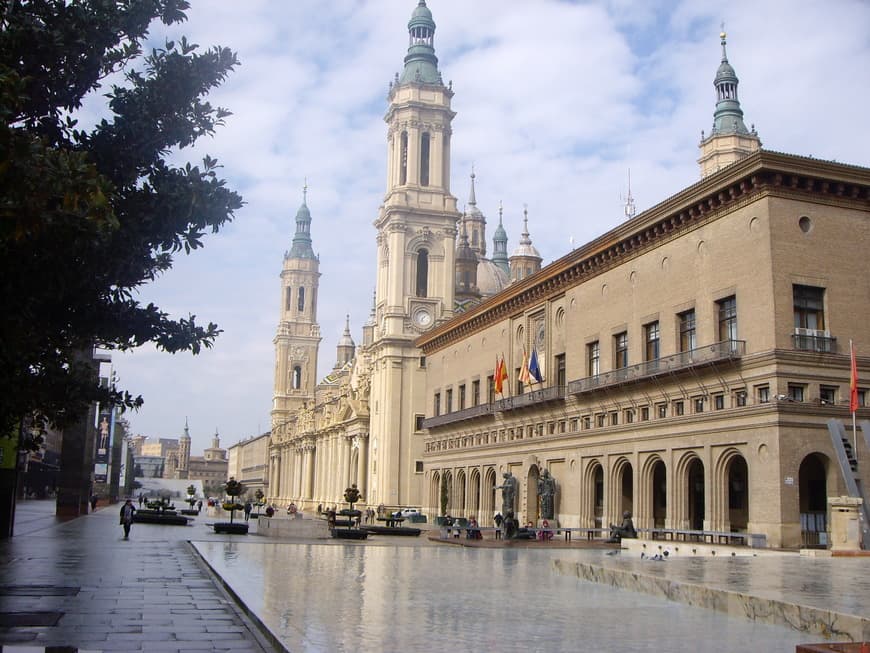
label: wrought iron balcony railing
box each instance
[422,402,493,430]
[792,330,837,353]
[567,340,745,396]
[493,385,566,412]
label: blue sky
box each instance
[108,0,870,454]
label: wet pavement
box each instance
[3,501,869,652]
[0,500,271,652]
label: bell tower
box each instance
[271,184,321,435]
[369,0,460,507]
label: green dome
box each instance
[287,187,316,260]
[709,33,750,137]
[399,1,442,86]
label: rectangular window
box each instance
[640,406,650,421]
[446,388,453,413]
[487,376,495,404]
[657,403,667,418]
[554,354,566,387]
[596,414,606,428]
[717,296,737,344]
[458,384,466,410]
[788,384,805,402]
[714,394,725,410]
[610,411,619,426]
[419,356,426,368]
[415,461,424,473]
[819,386,836,405]
[859,389,867,408]
[756,385,770,404]
[415,414,424,431]
[679,309,696,352]
[614,332,628,369]
[625,409,634,424]
[297,286,305,312]
[735,389,747,407]
[516,368,524,396]
[793,285,825,331]
[582,416,591,430]
[570,418,578,432]
[644,321,660,362]
[694,397,704,413]
[472,380,480,407]
[285,287,293,310]
[587,341,600,377]
[434,393,441,416]
[674,400,685,416]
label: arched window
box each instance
[297,286,305,312]
[400,131,408,185]
[420,132,430,186]
[471,229,478,247]
[285,286,292,310]
[292,366,302,390]
[416,249,429,298]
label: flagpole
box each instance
[851,339,858,454]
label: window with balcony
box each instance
[614,332,628,369]
[515,368,524,396]
[487,376,495,404]
[434,392,441,416]
[554,353,566,387]
[472,380,480,407]
[587,341,600,377]
[717,296,737,344]
[679,309,697,352]
[644,321,660,362]
[793,285,832,352]
[446,388,453,413]
[458,384,466,410]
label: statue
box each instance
[607,511,637,543]
[536,469,556,520]
[494,472,518,516]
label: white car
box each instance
[399,508,420,518]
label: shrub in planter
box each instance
[213,477,248,534]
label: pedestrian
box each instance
[196,499,203,513]
[119,499,136,539]
[89,494,98,512]
[244,501,252,521]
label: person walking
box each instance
[89,494,98,512]
[119,499,136,539]
[243,501,252,521]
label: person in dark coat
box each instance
[119,499,136,539]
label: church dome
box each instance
[477,257,510,297]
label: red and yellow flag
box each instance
[494,355,508,394]
[518,349,531,385]
[850,341,859,413]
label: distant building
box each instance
[227,433,270,498]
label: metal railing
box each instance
[493,385,566,412]
[422,403,493,429]
[792,333,837,353]
[567,340,745,396]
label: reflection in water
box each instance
[196,542,810,653]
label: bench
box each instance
[638,528,767,548]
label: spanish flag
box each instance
[850,340,859,413]
[494,355,508,395]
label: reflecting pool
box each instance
[194,541,812,652]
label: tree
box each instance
[223,477,244,524]
[0,1,243,446]
[343,484,360,511]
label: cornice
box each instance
[417,151,870,354]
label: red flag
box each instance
[850,341,859,413]
[494,356,508,395]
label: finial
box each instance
[720,23,728,60]
[303,178,308,204]
[498,200,504,224]
[623,168,637,220]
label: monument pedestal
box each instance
[827,496,863,552]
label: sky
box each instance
[106,0,870,455]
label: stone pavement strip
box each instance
[0,500,275,652]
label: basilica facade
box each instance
[260,2,869,548]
